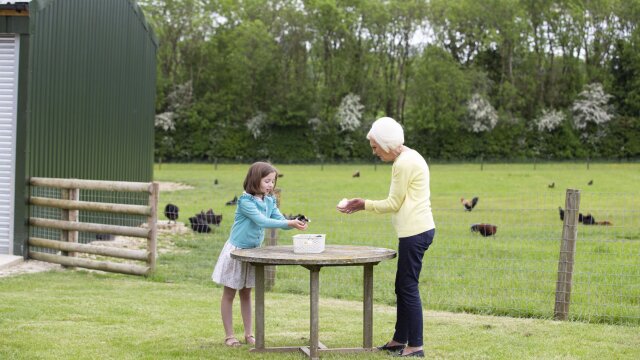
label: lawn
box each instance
[154,162,640,324]
[1,270,639,359]
[1,162,638,359]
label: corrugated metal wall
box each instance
[27,0,156,182]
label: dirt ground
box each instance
[0,182,193,278]
[157,181,194,192]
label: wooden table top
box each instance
[231,245,396,266]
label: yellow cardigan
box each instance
[365,149,435,238]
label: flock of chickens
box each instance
[159,174,606,238]
[164,203,223,233]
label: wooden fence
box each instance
[27,177,158,276]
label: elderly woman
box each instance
[337,117,435,358]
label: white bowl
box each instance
[292,234,326,254]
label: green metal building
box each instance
[0,0,157,256]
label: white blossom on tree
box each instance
[154,81,193,132]
[535,109,565,132]
[155,112,176,131]
[571,83,613,130]
[466,93,498,132]
[246,111,267,139]
[308,117,322,132]
[336,93,364,132]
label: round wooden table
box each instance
[231,245,396,360]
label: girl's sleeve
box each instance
[270,205,293,230]
[239,199,289,229]
[365,161,408,214]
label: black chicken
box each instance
[548,182,555,188]
[352,171,360,178]
[225,195,238,206]
[461,197,479,211]
[588,180,593,185]
[470,223,497,237]
[205,209,223,226]
[287,214,310,223]
[582,213,612,226]
[164,203,179,224]
[189,215,211,233]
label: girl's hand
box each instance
[288,219,308,230]
[337,198,365,214]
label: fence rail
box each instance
[27,177,158,276]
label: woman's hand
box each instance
[288,219,308,230]
[337,198,365,214]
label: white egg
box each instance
[337,198,348,208]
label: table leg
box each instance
[310,266,320,360]
[255,264,265,350]
[363,264,373,348]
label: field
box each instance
[154,162,640,325]
[1,162,639,359]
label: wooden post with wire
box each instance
[554,189,581,320]
[264,188,281,291]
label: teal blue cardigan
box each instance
[228,192,291,248]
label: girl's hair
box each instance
[243,161,278,195]
[366,116,404,152]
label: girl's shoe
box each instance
[224,336,241,347]
[245,334,256,346]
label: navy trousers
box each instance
[393,229,434,347]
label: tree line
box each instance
[140,0,640,162]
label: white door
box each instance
[0,34,19,255]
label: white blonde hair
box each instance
[366,117,404,152]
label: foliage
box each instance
[138,0,640,161]
[466,93,499,133]
[535,109,565,132]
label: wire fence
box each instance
[29,186,150,251]
[247,189,639,326]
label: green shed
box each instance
[0,0,157,257]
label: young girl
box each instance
[212,162,308,347]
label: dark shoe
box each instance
[377,342,406,352]
[395,349,424,357]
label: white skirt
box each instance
[212,241,255,289]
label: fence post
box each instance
[68,188,79,257]
[265,188,281,291]
[554,189,581,320]
[60,189,69,257]
[147,183,159,275]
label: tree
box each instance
[571,83,614,158]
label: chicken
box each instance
[225,195,238,206]
[548,182,555,188]
[588,180,593,185]
[205,209,223,226]
[352,171,360,178]
[582,213,612,226]
[214,179,219,185]
[277,173,284,178]
[470,223,497,237]
[189,215,211,233]
[461,197,479,211]
[164,203,179,224]
[287,214,310,223]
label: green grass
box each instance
[1,162,638,359]
[1,270,639,359]
[154,163,640,325]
